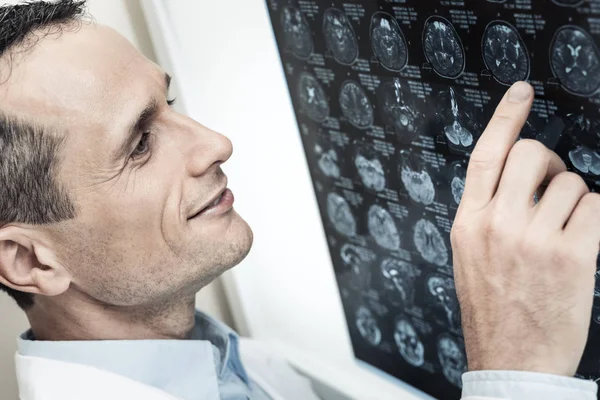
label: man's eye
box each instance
[131,132,151,159]
[167,97,177,106]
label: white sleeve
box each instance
[461,371,598,400]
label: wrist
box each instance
[463,328,583,377]
[467,352,578,377]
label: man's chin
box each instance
[180,212,254,294]
[222,211,254,269]
[181,223,253,299]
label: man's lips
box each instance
[188,188,235,220]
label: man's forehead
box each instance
[0,23,163,136]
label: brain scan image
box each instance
[563,113,600,147]
[450,162,468,206]
[370,12,408,72]
[394,318,425,367]
[315,145,340,178]
[368,205,401,251]
[414,219,448,266]
[318,150,341,178]
[381,258,415,307]
[444,88,474,147]
[356,306,382,346]
[451,177,465,205]
[297,73,329,123]
[437,335,467,388]
[551,26,600,96]
[323,8,359,65]
[327,193,356,237]
[377,78,422,144]
[340,244,372,289]
[339,81,374,129]
[437,88,483,152]
[281,7,313,59]
[428,276,460,330]
[341,244,364,276]
[551,0,584,6]
[565,113,600,139]
[482,22,530,85]
[401,165,436,205]
[423,17,465,79]
[569,145,600,175]
[355,154,386,192]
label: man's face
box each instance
[1,24,253,306]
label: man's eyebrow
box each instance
[112,73,173,163]
[165,73,172,93]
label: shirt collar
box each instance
[189,311,249,384]
[18,310,250,390]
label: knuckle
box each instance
[468,148,501,172]
[578,192,600,211]
[553,171,588,191]
[510,139,547,160]
[484,208,513,240]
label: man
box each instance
[0,1,599,399]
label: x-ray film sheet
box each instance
[266,1,600,398]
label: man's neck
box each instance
[26,290,197,341]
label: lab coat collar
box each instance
[17,310,250,398]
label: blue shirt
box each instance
[18,311,271,400]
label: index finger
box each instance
[460,82,534,211]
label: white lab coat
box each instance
[15,340,596,400]
[14,338,321,400]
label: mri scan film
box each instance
[323,8,359,65]
[371,12,408,72]
[281,6,313,59]
[414,219,448,267]
[551,26,600,97]
[339,80,374,129]
[401,164,436,206]
[356,306,382,346]
[327,193,356,237]
[368,205,401,251]
[355,146,387,192]
[268,1,600,398]
[377,78,423,144]
[437,335,467,388]
[422,16,465,79]
[381,258,417,308]
[482,21,530,85]
[297,72,329,122]
[394,318,425,367]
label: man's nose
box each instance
[185,125,233,177]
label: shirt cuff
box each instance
[461,370,598,400]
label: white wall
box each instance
[0,1,233,399]
[0,297,28,400]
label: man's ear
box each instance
[0,225,70,297]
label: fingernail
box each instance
[507,81,533,103]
